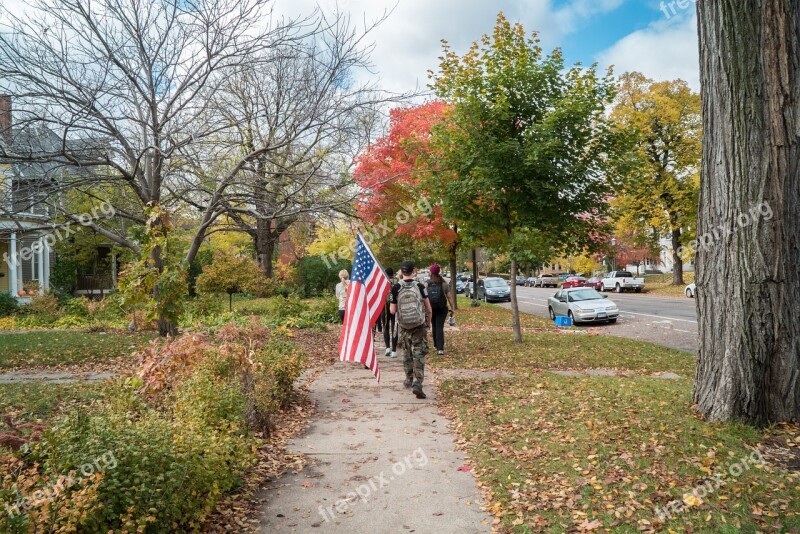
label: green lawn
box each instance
[433,305,799,532]
[454,296,552,329]
[0,382,106,425]
[434,329,696,377]
[0,331,154,369]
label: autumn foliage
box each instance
[196,250,270,310]
[354,102,457,246]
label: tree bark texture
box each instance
[694,0,800,425]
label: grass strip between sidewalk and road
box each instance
[433,300,799,532]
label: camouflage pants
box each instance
[399,325,428,388]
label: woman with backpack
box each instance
[426,264,455,355]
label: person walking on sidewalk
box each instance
[426,263,455,355]
[381,267,398,358]
[335,269,349,323]
[390,260,431,399]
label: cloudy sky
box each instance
[272,0,700,94]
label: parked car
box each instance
[464,282,474,298]
[514,275,526,286]
[561,276,586,289]
[535,274,559,288]
[685,283,696,298]
[585,277,603,291]
[475,277,511,302]
[601,271,645,293]
[455,280,466,294]
[548,287,619,324]
[525,276,537,287]
[558,273,571,282]
[456,274,469,283]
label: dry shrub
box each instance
[136,333,214,397]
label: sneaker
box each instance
[412,386,427,399]
[384,348,392,356]
[391,351,397,358]
[403,378,412,388]
[437,350,444,356]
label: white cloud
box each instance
[271,0,631,95]
[597,14,700,89]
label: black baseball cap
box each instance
[400,260,415,273]
[385,267,395,277]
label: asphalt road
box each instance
[486,285,699,354]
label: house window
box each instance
[31,250,40,282]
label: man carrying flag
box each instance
[339,234,392,381]
[390,261,432,399]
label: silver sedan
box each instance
[547,287,620,324]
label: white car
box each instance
[547,287,619,324]
[685,283,696,298]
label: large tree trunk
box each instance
[255,225,277,279]
[693,1,800,425]
[671,227,684,285]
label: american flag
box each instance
[338,234,391,381]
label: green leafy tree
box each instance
[611,72,702,285]
[430,13,622,342]
[117,207,188,335]
[196,250,268,311]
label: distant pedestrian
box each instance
[381,268,398,358]
[336,269,349,323]
[426,263,455,355]
[390,260,432,399]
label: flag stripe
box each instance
[338,234,390,382]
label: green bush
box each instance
[296,255,351,297]
[1,323,308,532]
[16,380,255,533]
[187,248,214,297]
[260,337,305,409]
[17,293,62,323]
[62,296,90,317]
[301,294,339,324]
[270,295,309,321]
[0,291,18,317]
[49,256,78,294]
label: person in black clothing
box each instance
[426,263,455,355]
[381,268,398,357]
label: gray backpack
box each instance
[397,282,426,329]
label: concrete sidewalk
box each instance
[256,350,491,533]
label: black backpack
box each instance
[427,282,446,310]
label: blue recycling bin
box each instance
[554,316,573,327]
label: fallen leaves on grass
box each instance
[438,373,799,533]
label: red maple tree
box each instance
[354,101,456,246]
